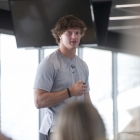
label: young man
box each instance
[33,15,91,140]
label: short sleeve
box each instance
[33,59,55,92]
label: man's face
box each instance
[59,28,82,50]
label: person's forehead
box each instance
[66,28,81,32]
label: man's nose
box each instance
[72,33,77,39]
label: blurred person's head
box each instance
[0,132,12,140]
[54,101,106,140]
[51,15,87,45]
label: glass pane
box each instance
[1,34,39,140]
[83,47,113,140]
[117,53,140,140]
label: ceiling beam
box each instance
[109,18,140,27]
[115,0,140,5]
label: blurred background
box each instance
[0,0,140,140]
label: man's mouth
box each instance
[70,41,77,44]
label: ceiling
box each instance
[109,0,140,38]
[0,0,140,38]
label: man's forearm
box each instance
[34,89,70,109]
[34,80,88,109]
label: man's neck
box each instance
[58,46,76,59]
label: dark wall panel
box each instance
[106,31,140,56]
[0,9,14,31]
[92,1,112,46]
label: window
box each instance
[0,34,39,140]
[117,53,140,140]
[83,47,113,139]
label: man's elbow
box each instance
[34,97,42,109]
[34,89,50,108]
[35,102,40,109]
[34,97,50,109]
[34,90,44,109]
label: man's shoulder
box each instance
[41,50,64,70]
[43,50,59,63]
[45,50,57,58]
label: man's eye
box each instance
[76,32,80,35]
[66,32,71,35]
[68,32,72,35]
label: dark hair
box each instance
[51,15,87,44]
[54,101,106,140]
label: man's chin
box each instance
[70,44,79,48]
[71,46,78,50]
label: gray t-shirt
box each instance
[33,50,90,135]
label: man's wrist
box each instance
[67,88,71,98]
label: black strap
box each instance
[67,88,71,97]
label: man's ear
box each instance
[59,35,62,40]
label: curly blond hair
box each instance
[51,15,87,45]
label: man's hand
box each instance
[69,80,88,96]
